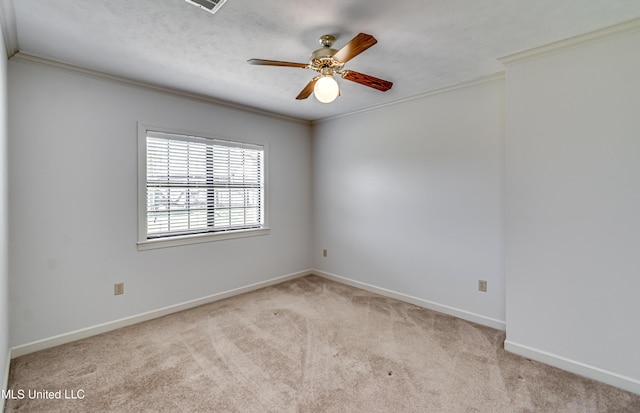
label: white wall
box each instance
[0,19,9,394]
[312,78,505,327]
[504,29,640,392]
[8,60,312,347]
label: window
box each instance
[138,124,268,249]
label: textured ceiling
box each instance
[2,0,640,121]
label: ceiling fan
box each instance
[248,33,393,103]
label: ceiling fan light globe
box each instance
[314,75,339,103]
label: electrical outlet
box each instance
[114,282,124,295]
[323,249,327,257]
[478,280,487,292]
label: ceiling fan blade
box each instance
[332,33,377,63]
[247,59,308,68]
[342,70,393,91]
[296,77,319,100]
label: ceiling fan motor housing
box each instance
[309,35,344,73]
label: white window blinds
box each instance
[145,131,264,239]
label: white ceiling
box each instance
[2,0,640,122]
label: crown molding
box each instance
[12,52,504,127]
[312,71,505,125]
[9,52,311,125]
[499,17,640,66]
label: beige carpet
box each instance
[5,275,640,412]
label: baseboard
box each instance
[9,270,639,396]
[10,270,312,358]
[505,340,640,395]
[312,269,506,331]
[1,350,10,412]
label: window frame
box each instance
[137,123,269,250]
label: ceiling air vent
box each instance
[185,0,227,14]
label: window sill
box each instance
[137,227,270,251]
